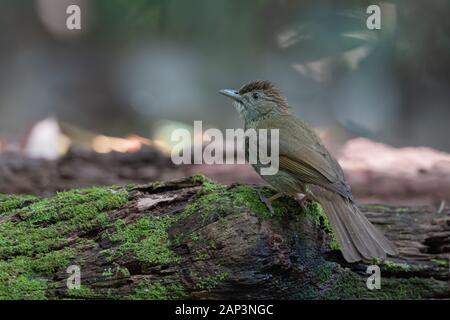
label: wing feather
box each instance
[257,115,351,198]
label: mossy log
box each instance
[0,175,449,300]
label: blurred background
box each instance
[0,0,449,206]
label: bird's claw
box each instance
[257,189,275,216]
[295,194,308,212]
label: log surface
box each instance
[0,176,448,299]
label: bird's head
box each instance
[219,80,289,123]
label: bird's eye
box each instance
[252,92,259,100]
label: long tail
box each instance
[315,190,398,262]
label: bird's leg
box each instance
[294,193,309,211]
[257,190,283,215]
[268,193,284,202]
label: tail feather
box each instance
[315,191,398,262]
[348,201,398,256]
[321,200,361,262]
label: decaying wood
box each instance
[0,176,448,300]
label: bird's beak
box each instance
[219,89,242,103]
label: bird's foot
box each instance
[294,194,309,212]
[257,190,283,216]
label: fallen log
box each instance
[0,175,448,299]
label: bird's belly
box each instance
[252,164,304,195]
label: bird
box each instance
[219,80,398,262]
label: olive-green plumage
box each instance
[220,80,398,262]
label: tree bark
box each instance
[0,176,448,300]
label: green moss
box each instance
[0,275,47,300]
[33,249,76,274]
[128,280,185,300]
[316,263,334,283]
[184,178,295,221]
[187,177,338,254]
[182,182,229,220]
[0,187,128,260]
[195,272,228,290]
[102,264,130,279]
[0,194,39,216]
[0,254,60,300]
[26,187,128,225]
[372,277,446,299]
[0,221,62,258]
[431,258,449,267]
[106,216,180,265]
[231,185,275,218]
[0,257,32,279]
[369,259,418,272]
[189,232,204,242]
[380,260,413,272]
[66,286,97,299]
[0,246,78,300]
[0,186,128,300]
[294,262,446,300]
[193,250,210,261]
[305,202,339,250]
[186,230,217,261]
[320,268,368,299]
[191,174,224,193]
[185,177,339,250]
[102,269,113,278]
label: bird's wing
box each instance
[256,115,352,198]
